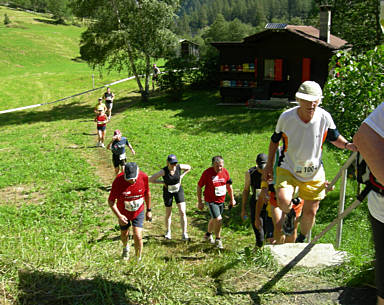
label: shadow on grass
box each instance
[18,269,139,305]
[128,90,282,135]
[0,95,140,128]
[227,285,376,305]
[2,89,280,136]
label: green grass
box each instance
[0,5,376,305]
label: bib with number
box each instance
[124,197,144,212]
[295,160,319,178]
[214,185,226,196]
[168,183,180,193]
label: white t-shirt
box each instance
[275,106,336,182]
[364,102,384,223]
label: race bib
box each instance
[168,183,180,193]
[295,160,319,178]
[215,185,226,196]
[119,153,126,160]
[124,197,144,212]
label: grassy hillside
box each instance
[0,6,127,111]
[0,5,376,305]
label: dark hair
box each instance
[211,155,224,165]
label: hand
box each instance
[230,199,236,208]
[346,142,358,152]
[324,180,335,193]
[255,217,262,230]
[198,201,204,211]
[119,214,128,224]
[146,211,152,222]
[262,165,273,183]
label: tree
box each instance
[315,0,383,52]
[71,0,179,100]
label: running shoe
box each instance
[215,239,224,249]
[282,208,296,236]
[100,143,105,148]
[122,246,129,260]
[204,233,214,244]
[182,233,189,241]
[164,231,171,240]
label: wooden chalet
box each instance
[211,7,349,102]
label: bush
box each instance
[4,13,10,25]
[323,46,384,140]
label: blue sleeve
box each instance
[326,128,340,142]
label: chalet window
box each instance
[264,59,283,81]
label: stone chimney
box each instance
[319,5,331,43]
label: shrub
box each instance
[4,13,10,25]
[323,46,384,140]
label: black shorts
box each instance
[105,101,113,109]
[163,186,185,207]
[112,153,126,168]
[207,202,224,219]
[119,209,145,230]
[97,125,106,131]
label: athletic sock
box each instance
[205,232,212,237]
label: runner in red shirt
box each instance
[197,156,236,249]
[94,107,108,147]
[108,162,152,261]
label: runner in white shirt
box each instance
[263,81,357,242]
[354,102,384,305]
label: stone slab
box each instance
[264,243,349,267]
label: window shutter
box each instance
[302,58,311,82]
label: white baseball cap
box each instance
[295,81,323,102]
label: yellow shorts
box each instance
[275,167,326,201]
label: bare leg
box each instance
[177,202,187,236]
[271,205,285,244]
[132,226,143,259]
[213,216,222,239]
[277,187,295,213]
[300,200,320,236]
[165,206,172,234]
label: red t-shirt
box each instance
[108,171,150,220]
[198,167,230,203]
[96,114,107,126]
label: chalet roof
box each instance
[211,25,349,50]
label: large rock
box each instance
[265,243,349,267]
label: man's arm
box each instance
[254,186,268,230]
[108,199,128,224]
[227,183,236,207]
[197,185,204,210]
[262,140,279,182]
[354,123,384,185]
[241,171,251,220]
[144,191,152,221]
[330,135,357,151]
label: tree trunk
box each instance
[110,0,145,99]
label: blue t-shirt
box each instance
[111,137,130,155]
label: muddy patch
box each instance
[0,184,45,205]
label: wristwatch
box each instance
[147,209,152,212]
